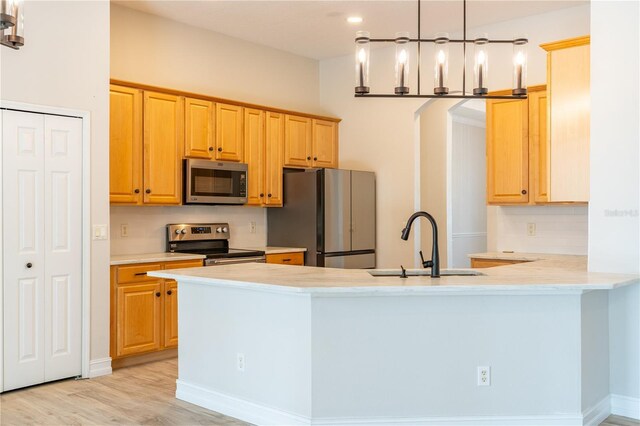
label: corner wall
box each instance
[0,1,111,366]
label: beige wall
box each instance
[0,1,111,363]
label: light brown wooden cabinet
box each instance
[470,258,529,268]
[216,103,244,162]
[266,252,304,266]
[110,259,203,360]
[264,112,285,206]
[284,115,339,169]
[184,98,215,159]
[109,86,184,205]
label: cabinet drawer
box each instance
[470,258,528,269]
[116,263,163,284]
[164,259,203,270]
[266,252,304,266]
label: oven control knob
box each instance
[222,227,228,233]
[175,229,182,235]
[216,227,223,233]
[181,229,187,234]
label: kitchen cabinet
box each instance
[470,258,529,268]
[216,103,244,162]
[541,36,590,202]
[109,85,183,205]
[266,252,304,266]
[110,259,203,360]
[184,98,215,159]
[109,85,143,204]
[528,88,549,203]
[244,108,266,206]
[264,112,284,206]
[284,115,339,169]
[312,119,339,168]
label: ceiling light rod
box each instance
[353,0,528,100]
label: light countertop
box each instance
[110,252,206,266]
[148,256,639,296]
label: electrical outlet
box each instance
[527,223,536,236]
[249,221,256,234]
[120,224,129,238]
[237,353,245,372]
[477,366,491,386]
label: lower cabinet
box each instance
[266,252,305,266]
[470,258,529,268]
[110,259,202,360]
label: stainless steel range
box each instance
[167,223,265,266]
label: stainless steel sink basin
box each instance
[368,269,485,277]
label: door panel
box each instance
[185,98,214,159]
[216,103,244,162]
[323,169,351,253]
[3,110,46,391]
[164,280,179,348]
[43,115,82,381]
[312,119,338,168]
[284,115,312,167]
[117,282,162,357]
[351,171,376,251]
[244,108,265,206]
[265,112,284,206]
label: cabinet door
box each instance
[110,85,143,204]
[244,108,265,206]
[143,91,184,205]
[216,103,244,162]
[284,115,312,167]
[185,98,214,159]
[547,42,590,202]
[265,112,284,206]
[266,252,304,266]
[312,119,338,168]
[116,282,162,357]
[529,88,549,203]
[163,280,179,348]
[486,97,529,204]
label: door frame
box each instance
[0,100,92,392]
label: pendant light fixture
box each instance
[353,0,527,100]
[1,0,24,50]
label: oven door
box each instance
[185,159,248,204]
[205,256,266,266]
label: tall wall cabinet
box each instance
[2,109,83,391]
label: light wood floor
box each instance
[0,358,637,426]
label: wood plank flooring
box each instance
[0,357,637,425]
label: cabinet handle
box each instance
[26,262,33,269]
[268,193,272,198]
[521,189,527,195]
[259,193,264,197]
[306,156,311,161]
[155,292,161,298]
[146,189,151,194]
[218,147,223,152]
[314,157,317,161]
[208,147,214,151]
[282,258,291,262]
[134,189,140,194]
[167,290,173,296]
[134,272,147,276]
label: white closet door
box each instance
[43,115,82,382]
[3,110,46,391]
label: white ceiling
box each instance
[114,0,588,60]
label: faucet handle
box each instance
[400,265,408,278]
[419,250,426,267]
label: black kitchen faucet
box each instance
[401,211,440,278]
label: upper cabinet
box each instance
[284,115,339,169]
[216,103,244,162]
[110,85,143,204]
[541,36,590,203]
[244,108,266,206]
[184,98,215,159]
[312,119,339,168]
[264,112,284,206]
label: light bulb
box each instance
[515,51,525,65]
[358,48,366,64]
[478,50,485,64]
[398,49,407,64]
[438,50,446,64]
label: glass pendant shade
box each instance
[512,38,528,96]
[0,0,16,30]
[473,36,489,95]
[354,31,370,94]
[394,32,410,95]
[3,0,23,47]
[434,33,449,95]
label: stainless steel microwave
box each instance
[184,159,248,205]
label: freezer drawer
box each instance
[323,252,376,269]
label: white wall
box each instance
[320,4,590,268]
[110,5,326,254]
[589,0,640,410]
[0,1,111,365]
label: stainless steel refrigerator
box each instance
[267,168,376,268]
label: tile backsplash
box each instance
[110,205,267,255]
[487,205,588,255]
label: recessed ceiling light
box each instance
[347,16,363,24]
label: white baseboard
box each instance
[583,396,611,426]
[611,394,640,420]
[176,380,311,426]
[312,415,583,426]
[88,357,112,378]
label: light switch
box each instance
[93,225,108,240]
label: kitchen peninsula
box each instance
[149,259,638,426]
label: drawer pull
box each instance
[134,272,147,276]
[155,292,161,298]
[282,258,291,262]
[167,290,173,296]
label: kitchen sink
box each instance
[368,269,485,277]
